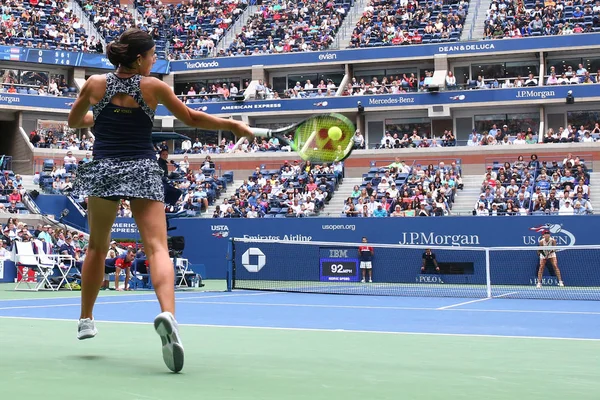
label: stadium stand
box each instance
[483,0,598,40]
[474,153,592,216]
[347,158,461,217]
[209,160,343,218]
[348,0,469,48]
[162,0,248,60]
[226,0,351,56]
[0,167,29,216]
[0,0,102,53]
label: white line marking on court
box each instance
[437,298,491,310]
[0,292,275,311]
[437,292,519,310]
[0,315,599,342]
[175,300,600,316]
[0,289,265,302]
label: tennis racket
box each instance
[234,113,356,163]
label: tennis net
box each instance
[228,238,600,300]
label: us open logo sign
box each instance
[242,248,266,273]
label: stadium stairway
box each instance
[450,174,481,215]
[215,5,257,54]
[201,179,245,218]
[20,175,38,192]
[331,0,369,50]
[329,177,363,216]
[589,172,600,212]
[464,0,493,41]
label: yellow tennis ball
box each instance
[328,126,342,141]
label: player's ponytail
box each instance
[106,28,155,68]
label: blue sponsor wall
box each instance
[1,34,596,75]
[168,34,600,72]
[0,45,169,73]
[167,216,600,287]
[0,85,592,115]
[3,216,598,285]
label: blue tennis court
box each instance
[0,287,599,399]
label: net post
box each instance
[226,238,234,292]
[485,248,491,298]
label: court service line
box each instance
[436,292,519,310]
[176,299,600,316]
[0,315,599,342]
[0,292,275,311]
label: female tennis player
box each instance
[68,28,253,373]
[537,230,565,288]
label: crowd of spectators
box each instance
[468,122,600,145]
[344,157,461,217]
[0,0,103,53]
[373,129,456,149]
[211,159,343,218]
[459,67,600,91]
[0,216,88,254]
[165,0,248,60]
[175,134,297,155]
[349,0,469,48]
[484,0,600,40]
[474,153,592,216]
[78,0,141,48]
[178,81,244,103]
[544,64,600,85]
[29,126,94,150]
[1,67,76,96]
[0,171,28,215]
[226,0,349,56]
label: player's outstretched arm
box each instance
[153,78,253,139]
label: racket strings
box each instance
[294,114,354,163]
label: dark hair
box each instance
[106,28,155,68]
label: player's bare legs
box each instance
[78,197,119,340]
[550,258,564,286]
[130,198,183,373]
[537,258,545,288]
[80,197,119,320]
[130,198,174,314]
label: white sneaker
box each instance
[77,318,97,340]
[536,282,542,288]
[558,281,565,287]
[154,312,185,373]
[361,279,365,283]
[368,279,372,283]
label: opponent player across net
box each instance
[537,230,565,288]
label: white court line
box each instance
[0,292,275,311]
[0,289,267,302]
[177,299,600,316]
[0,315,599,342]
[437,292,519,310]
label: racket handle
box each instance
[249,127,272,138]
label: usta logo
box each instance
[211,225,229,238]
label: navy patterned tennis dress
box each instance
[73,73,164,202]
